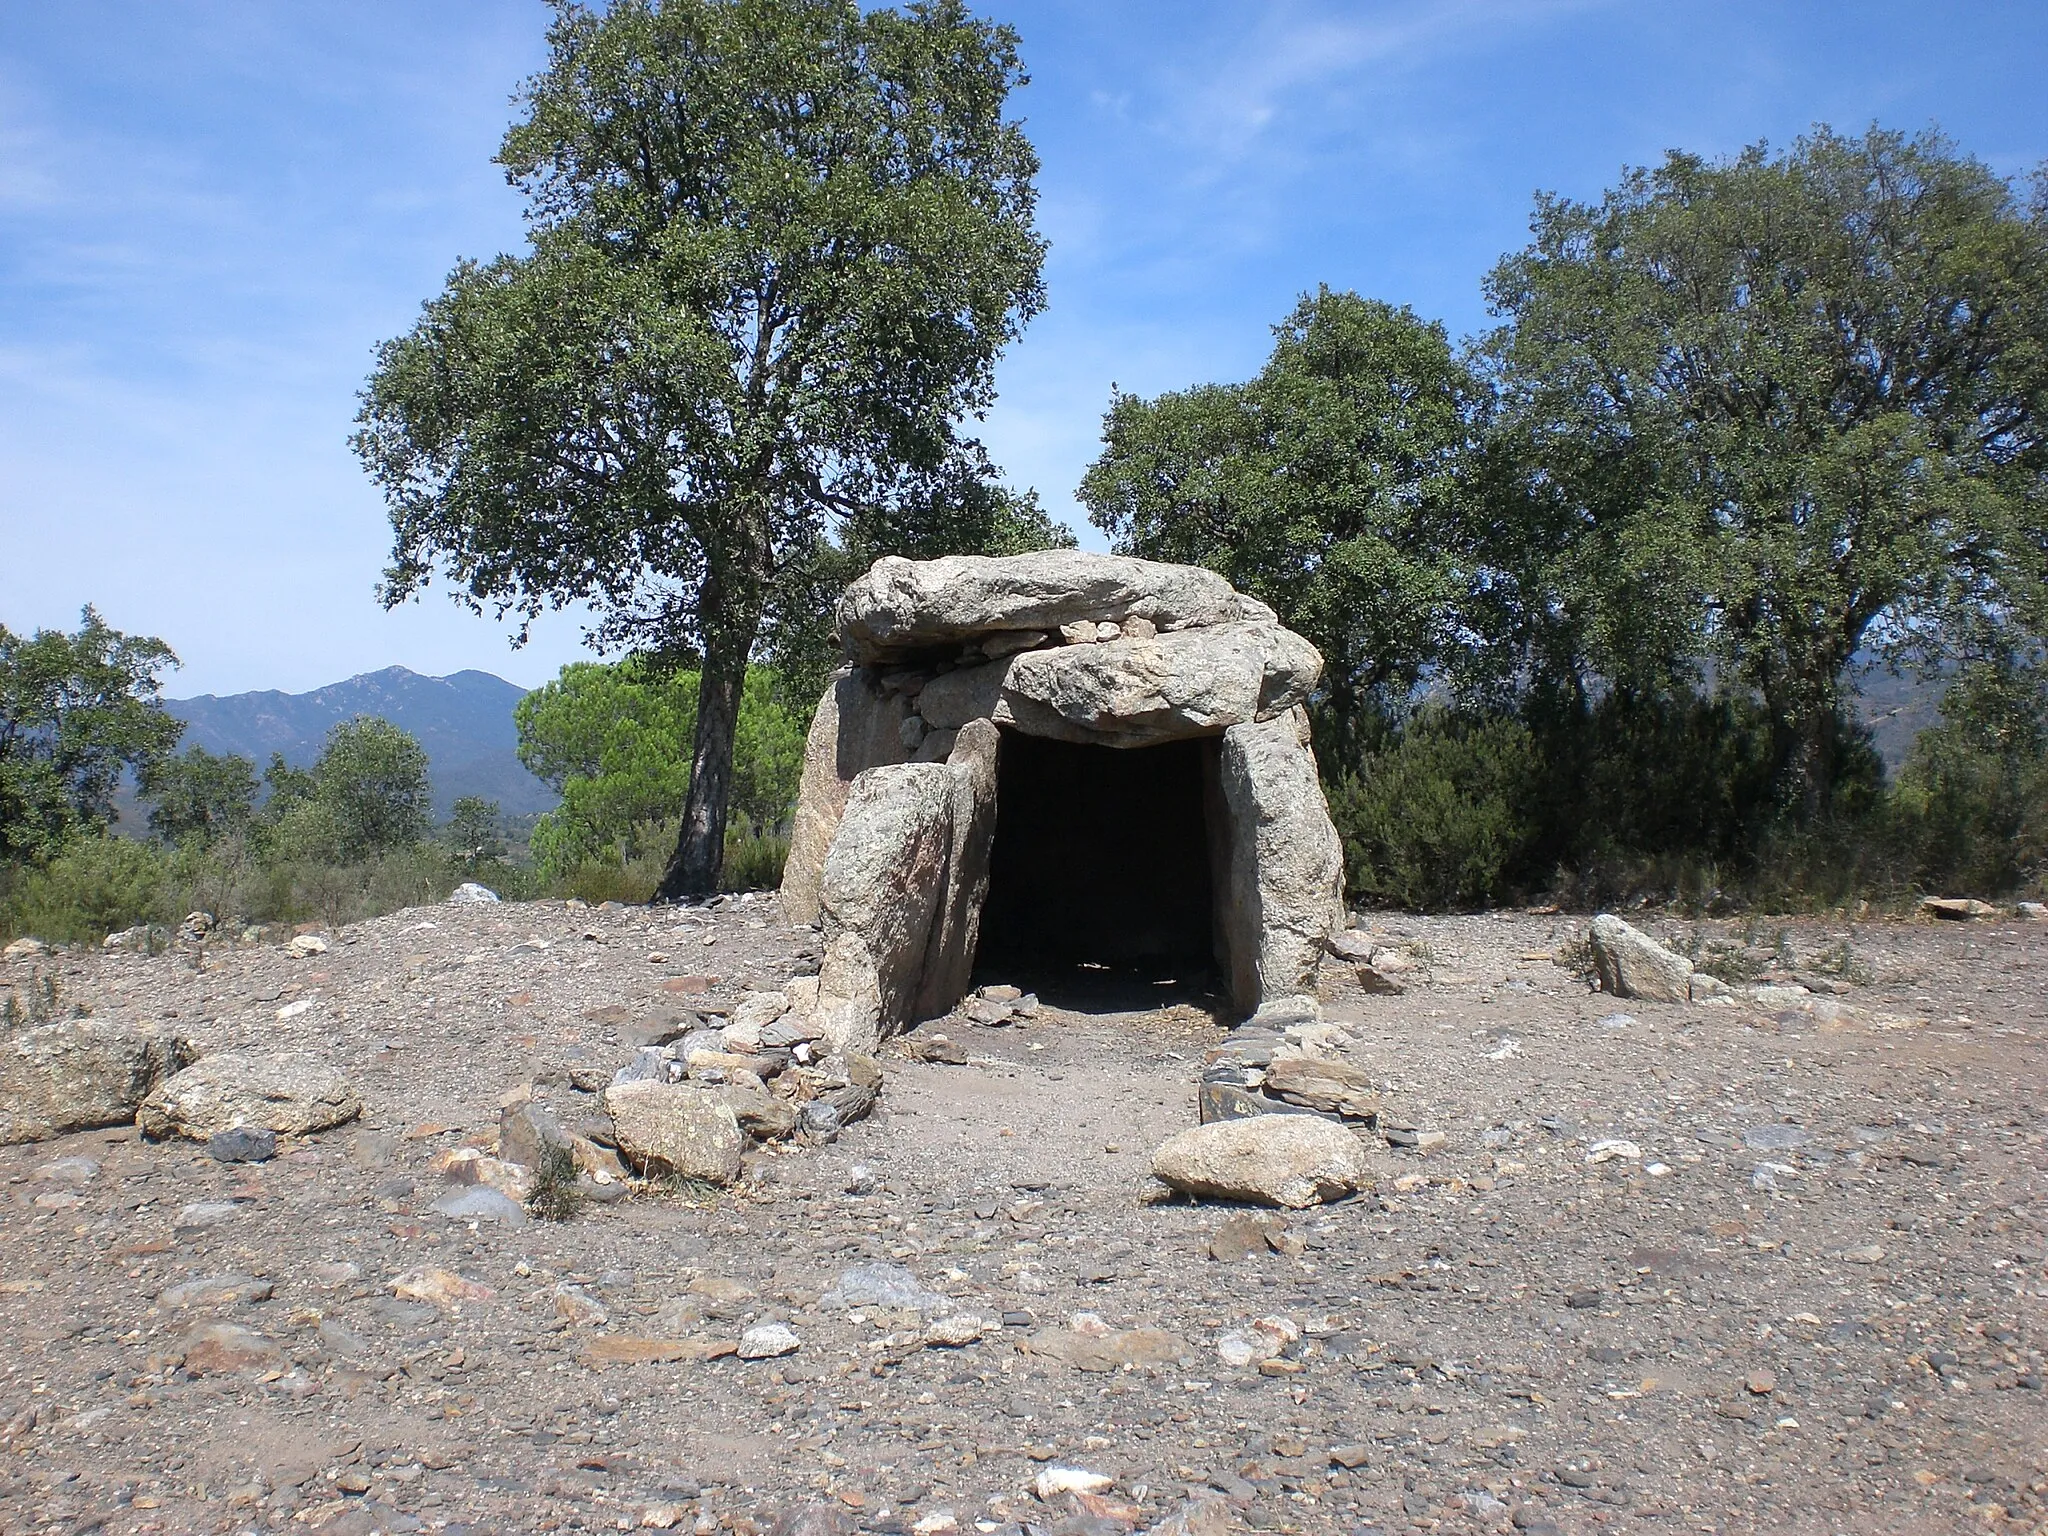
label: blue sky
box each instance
[4,0,2046,697]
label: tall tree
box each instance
[1484,127,2048,818]
[310,717,433,860]
[139,745,259,848]
[0,608,181,864]
[355,0,1047,896]
[1080,289,1480,756]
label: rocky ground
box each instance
[2,895,2045,1536]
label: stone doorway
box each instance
[974,730,1215,975]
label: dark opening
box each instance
[975,729,1214,975]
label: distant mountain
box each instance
[164,666,559,819]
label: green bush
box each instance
[1,833,172,943]
[720,825,789,893]
[1329,709,1542,911]
[553,851,668,906]
[1891,718,2048,898]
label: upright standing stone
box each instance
[781,668,913,926]
[1587,914,1695,1003]
[914,719,1000,1019]
[1215,708,1345,1008]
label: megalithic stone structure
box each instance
[779,551,1345,1052]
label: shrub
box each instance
[554,851,667,906]
[1891,718,2048,897]
[719,825,789,892]
[1329,709,1542,911]
[1,833,172,943]
[527,1143,583,1222]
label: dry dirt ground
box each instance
[2,896,2045,1536]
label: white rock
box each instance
[448,883,500,904]
[430,1187,528,1227]
[1034,1467,1113,1500]
[1216,1331,1265,1367]
[1585,1139,1642,1164]
[736,1322,800,1359]
[287,934,329,957]
[922,1313,986,1347]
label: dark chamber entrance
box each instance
[975,729,1213,975]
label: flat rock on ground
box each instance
[0,894,2044,1535]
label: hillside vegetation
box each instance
[7,126,2047,940]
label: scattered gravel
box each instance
[0,894,2043,1534]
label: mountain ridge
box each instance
[164,665,559,818]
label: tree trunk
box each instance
[657,575,762,900]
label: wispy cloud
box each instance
[1151,0,1617,162]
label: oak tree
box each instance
[356,0,1046,895]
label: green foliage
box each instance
[140,746,259,847]
[1482,126,2048,820]
[0,608,182,864]
[1,831,173,942]
[1327,709,1541,911]
[518,659,694,875]
[1889,663,2048,895]
[728,669,807,834]
[308,717,433,860]
[720,823,789,893]
[1076,125,2048,910]
[445,796,508,866]
[355,0,1048,895]
[518,659,804,881]
[527,1142,583,1222]
[551,851,666,906]
[261,752,315,813]
[1081,289,1478,753]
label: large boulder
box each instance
[837,552,1272,663]
[1215,708,1346,1007]
[0,1019,196,1145]
[138,1051,361,1141]
[916,622,1319,748]
[602,1081,745,1184]
[1152,1116,1370,1208]
[1588,914,1694,1003]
